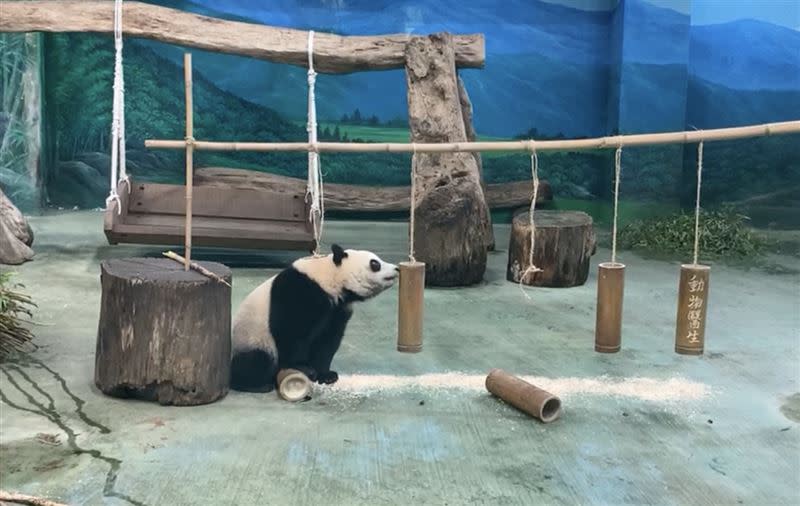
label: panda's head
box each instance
[295,244,399,302]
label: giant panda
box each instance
[230,244,399,392]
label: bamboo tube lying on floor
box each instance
[276,369,312,402]
[485,369,562,423]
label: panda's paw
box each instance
[316,371,339,385]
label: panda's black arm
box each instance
[309,305,353,380]
[269,268,335,378]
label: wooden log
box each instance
[457,75,494,251]
[95,258,232,406]
[397,261,425,353]
[594,262,625,353]
[507,209,596,287]
[485,369,562,423]
[0,1,485,73]
[405,33,492,286]
[674,264,710,355]
[193,168,552,212]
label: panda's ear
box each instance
[331,244,347,266]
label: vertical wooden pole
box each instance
[675,264,710,355]
[183,53,194,271]
[594,262,625,353]
[397,261,425,352]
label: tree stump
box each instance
[507,209,597,288]
[405,33,492,287]
[95,258,232,405]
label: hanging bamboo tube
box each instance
[397,261,425,352]
[183,52,194,271]
[594,262,625,353]
[674,264,710,355]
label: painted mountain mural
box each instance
[36,0,799,209]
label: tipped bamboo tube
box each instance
[397,261,425,353]
[183,53,194,271]
[485,369,562,423]
[675,264,710,355]
[594,262,625,353]
[145,120,800,153]
[276,369,312,402]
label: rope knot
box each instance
[184,135,196,146]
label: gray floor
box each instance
[1,210,798,505]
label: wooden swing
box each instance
[103,179,314,250]
[102,2,317,252]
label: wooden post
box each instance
[594,262,625,353]
[675,264,710,355]
[485,369,562,423]
[183,52,194,271]
[276,369,312,402]
[397,261,425,352]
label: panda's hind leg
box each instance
[230,349,278,393]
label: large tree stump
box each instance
[507,209,597,288]
[405,33,492,287]
[0,188,34,265]
[95,258,232,405]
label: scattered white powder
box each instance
[314,372,711,403]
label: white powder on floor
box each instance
[315,372,711,402]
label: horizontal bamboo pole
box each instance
[146,120,800,154]
[0,1,484,73]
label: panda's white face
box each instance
[293,245,399,302]
[338,249,399,300]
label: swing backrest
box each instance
[127,182,308,223]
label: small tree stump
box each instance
[507,209,596,288]
[95,258,232,406]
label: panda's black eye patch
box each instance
[369,259,381,272]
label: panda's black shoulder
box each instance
[270,265,334,311]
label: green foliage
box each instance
[0,271,36,359]
[618,205,765,260]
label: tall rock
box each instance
[405,33,491,286]
[0,188,34,265]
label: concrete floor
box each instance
[1,210,798,505]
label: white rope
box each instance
[519,141,543,300]
[693,141,704,265]
[409,143,418,262]
[305,30,324,255]
[106,0,128,213]
[611,146,622,265]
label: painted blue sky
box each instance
[690,0,800,30]
[544,0,800,30]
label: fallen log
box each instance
[0,1,485,73]
[194,168,552,212]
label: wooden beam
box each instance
[0,1,485,73]
[193,168,552,212]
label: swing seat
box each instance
[104,179,316,251]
